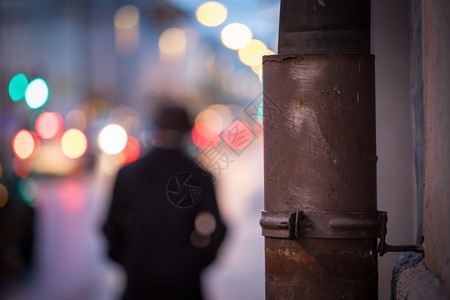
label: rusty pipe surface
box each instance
[263,53,377,299]
[264,54,376,212]
[263,1,376,297]
[262,0,378,300]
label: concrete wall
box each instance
[421,0,450,296]
[396,0,450,298]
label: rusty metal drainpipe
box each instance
[261,1,378,299]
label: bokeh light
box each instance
[190,230,211,248]
[238,39,269,67]
[65,109,87,131]
[195,211,216,235]
[61,129,88,159]
[25,78,49,109]
[114,5,140,55]
[195,109,224,131]
[13,157,32,178]
[195,121,221,138]
[35,112,64,139]
[0,184,9,207]
[191,122,221,149]
[208,104,233,127]
[12,130,40,160]
[114,135,141,165]
[258,103,263,124]
[222,120,254,149]
[9,73,29,101]
[114,5,139,30]
[221,23,252,50]
[196,2,228,27]
[0,162,3,178]
[18,177,37,207]
[98,124,128,155]
[159,27,187,61]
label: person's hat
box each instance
[154,105,192,132]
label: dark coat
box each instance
[103,147,226,300]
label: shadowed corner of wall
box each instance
[392,252,447,300]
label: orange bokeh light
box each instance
[12,130,40,160]
[195,121,221,138]
[192,121,221,149]
[35,112,64,139]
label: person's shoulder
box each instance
[169,150,215,181]
[117,148,213,179]
[115,153,149,177]
[179,151,209,173]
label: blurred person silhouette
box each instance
[102,104,227,300]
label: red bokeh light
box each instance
[35,112,64,139]
[114,135,141,165]
[12,156,32,178]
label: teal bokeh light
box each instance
[188,144,198,157]
[25,78,49,109]
[258,103,263,124]
[18,177,37,207]
[9,73,29,101]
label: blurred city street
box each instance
[0,1,273,298]
[2,138,265,300]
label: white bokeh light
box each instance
[98,124,128,155]
[25,78,49,109]
[221,23,252,50]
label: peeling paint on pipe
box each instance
[264,1,376,297]
[263,53,377,299]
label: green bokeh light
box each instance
[9,73,29,101]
